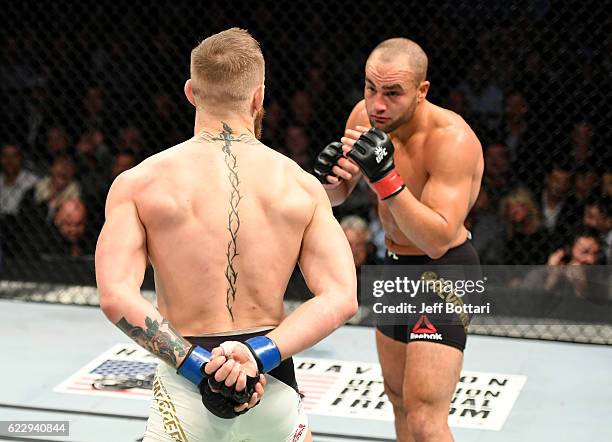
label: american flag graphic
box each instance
[54,344,158,399]
[296,370,341,411]
[91,359,157,377]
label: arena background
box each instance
[1,0,611,343]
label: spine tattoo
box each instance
[221,122,241,321]
[115,316,191,367]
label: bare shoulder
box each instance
[116,141,192,187]
[346,99,370,130]
[426,108,482,170]
[112,153,159,191]
[295,167,330,206]
[270,150,326,202]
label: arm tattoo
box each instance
[221,122,242,321]
[115,316,191,367]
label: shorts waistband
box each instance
[184,328,299,394]
[385,240,480,265]
[185,328,275,351]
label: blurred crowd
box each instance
[1,2,610,297]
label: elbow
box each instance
[343,295,359,321]
[426,248,446,260]
[98,290,120,320]
[424,243,451,260]
[340,286,359,323]
[423,229,457,259]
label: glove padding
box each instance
[347,128,405,200]
[313,141,344,183]
[199,368,260,419]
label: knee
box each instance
[383,382,404,411]
[404,402,448,442]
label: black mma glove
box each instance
[176,345,260,419]
[313,141,344,184]
[199,370,260,419]
[347,128,405,199]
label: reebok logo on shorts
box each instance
[410,314,442,340]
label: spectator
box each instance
[522,229,602,299]
[24,83,54,153]
[78,86,108,132]
[457,61,504,133]
[283,124,312,172]
[84,150,139,235]
[20,155,81,225]
[482,142,516,207]
[46,197,95,257]
[1,144,39,217]
[556,120,600,167]
[497,90,551,186]
[340,215,374,269]
[572,164,600,204]
[147,93,185,150]
[261,98,285,150]
[32,125,72,174]
[111,150,138,179]
[75,128,112,178]
[0,143,39,258]
[554,165,601,240]
[445,88,468,116]
[500,187,550,264]
[515,50,553,120]
[582,196,611,263]
[465,189,505,264]
[539,163,577,248]
[498,90,529,164]
[602,170,612,198]
[117,125,144,154]
[289,91,314,128]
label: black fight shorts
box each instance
[376,241,481,351]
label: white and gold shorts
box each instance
[143,330,308,442]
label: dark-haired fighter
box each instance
[315,38,483,442]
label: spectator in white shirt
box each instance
[0,143,39,216]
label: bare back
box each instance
[128,133,315,335]
[347,100,483,255]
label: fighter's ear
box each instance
[417,80,430,103]
[184,79,196,107]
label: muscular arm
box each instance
[266,175,358,358]
[386,129,481,258]
[324,101,368,206]
[95,173,191,368]
[325,169,362,206]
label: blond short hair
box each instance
[190,28,264,109]
[500,187,542,237]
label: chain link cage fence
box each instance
[1,1,611,343]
